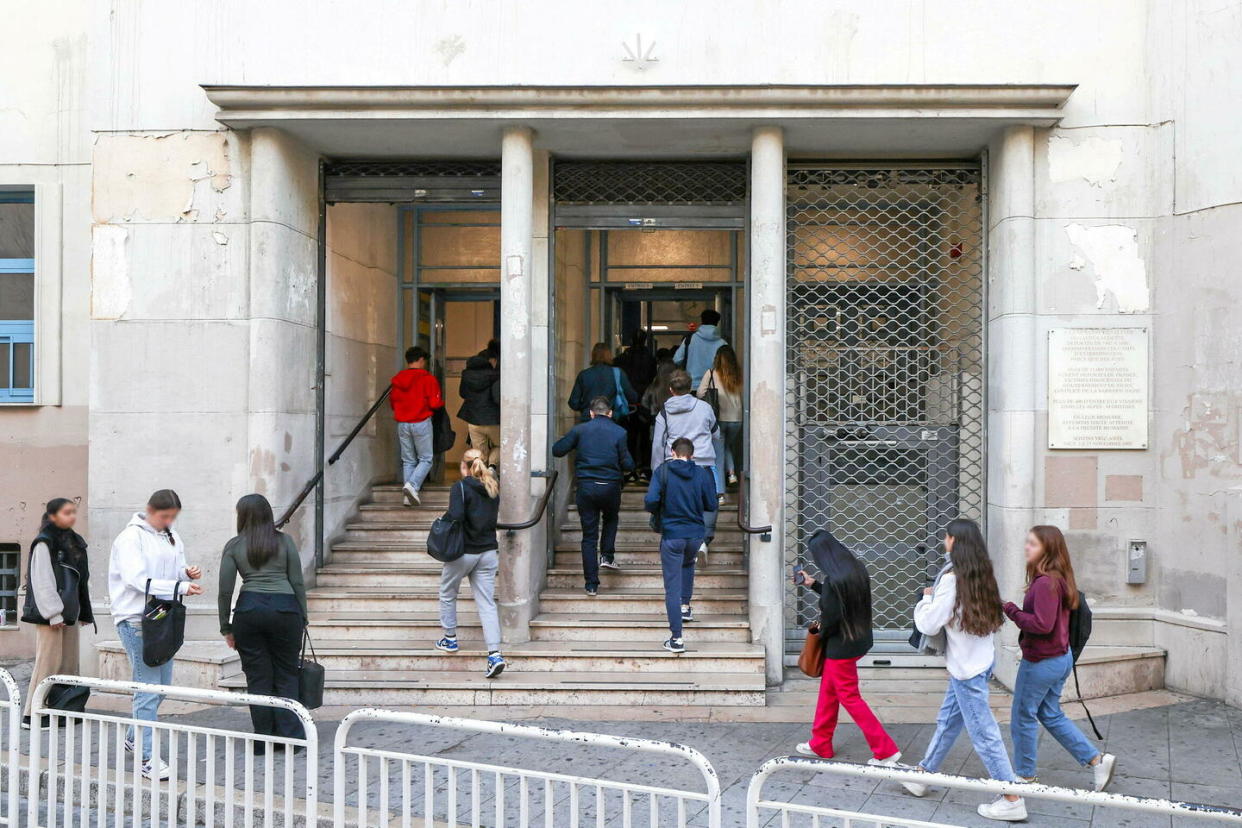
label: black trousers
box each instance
[576,479,622,589]
[624,415,652,473]
[231,592,305,739]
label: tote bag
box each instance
[141,579,186,667]
[298,629,325,710]
[797,623,825,678]
[427,482,467,563]
[701,372,721,419]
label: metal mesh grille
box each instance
[784,166,985,643]
[324,160,500,178]
[553,161,747,205]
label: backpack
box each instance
[1068,590,1092,663]
[432,407,457,454]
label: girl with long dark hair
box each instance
[793,530,901,763]
[218,494,308,746]
[902,519,1027,822]
[1005,525,1115,789]
[21,498,93,729]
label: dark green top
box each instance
[217,533,308,634]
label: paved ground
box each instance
[5,659,1241,826]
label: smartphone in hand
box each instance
[792,567,806,586]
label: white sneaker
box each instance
[867,751,902,767]
[141,759,170,780]
[698,541,709,566]
[402,483,420,507]
[977,797,1027,822]
[795,742,833,759]
[1092,753,1116,791]
[901,779,928,798]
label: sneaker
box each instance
[585,587,598,597]
[698,541,709,566]
[434,636,459,653]
[141,759,171,781]
[402,482,419,507]
[124,734,135,753]
[485,653,506,678]
[1092,753,1116,791]
[681,605,694,622]
[901,779,928,798]
[599,557,620,571]
[868,751,902,767]
[662,637,685,654]
[20,716,50,731]
[727,473,739,486]
[977,797,1027,822]
[795,742,830,759]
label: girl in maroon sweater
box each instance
[1003,526,1116,790]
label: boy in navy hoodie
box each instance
[644,437,717,653]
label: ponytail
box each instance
[462,448,499,498]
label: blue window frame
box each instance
[0,190,35,403]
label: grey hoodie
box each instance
[651,393,719,471]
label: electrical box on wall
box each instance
[1127,540,1147,584]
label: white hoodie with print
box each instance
[108,513,190,626]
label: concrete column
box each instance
[748,126,787,685]
[497,126,535,643]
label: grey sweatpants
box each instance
[439,549,501,651]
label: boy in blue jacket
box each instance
[644,437,718,653]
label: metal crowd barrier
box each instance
[745,756,1242,828]
[0,668,18,826]
[26,674,317,827]
[334,708,723,827]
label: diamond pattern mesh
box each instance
[784,167,985,641]
[324,160,500,178]
[553,161,747,205]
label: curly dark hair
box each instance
[946,518,1004,637]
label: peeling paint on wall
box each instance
[1065,223,1150,313]
[1048,134,1124,186]
[91,225,130,320]
[92,132,233,223]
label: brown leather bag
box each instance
[798,623,825,678]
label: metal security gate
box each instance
[784,165,985,651]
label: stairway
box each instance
[220,480,766,706]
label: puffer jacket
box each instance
[457,355,500,425]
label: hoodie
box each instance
[457,355,500,426]
[651,393,718,471]
[390,367,444,423]
[108,513,191,626]
[644,458,717,539]
[674,325,726,387]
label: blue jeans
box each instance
[398,418,434,491]
[660,537,701,638]
[920,668,1016,782]
[1011,651,1099,777]
[719,421,742,478]
[116,620,174,760]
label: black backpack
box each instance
[1067,590,1102,739]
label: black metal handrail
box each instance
[496,469,559,533]
[276,385,393,529]
[737,471,773,541]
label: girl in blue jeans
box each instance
[903,519,1027,823]
[1003,525,1116,790]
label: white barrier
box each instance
[334,708,722,827]
[0,668,19,827]
[745,756,1242,827]
[27,674,317,827]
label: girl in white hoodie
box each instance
[107,489,202,780]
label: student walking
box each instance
[651,369,721,557]
[458,342,501,471]
[696,344,743,489]
[391,346,445,507]
[793,530,901,764]
[552,396,635,595]
[615,330,658,479]
[674,309,728,388]
[644,437,717,653]
[21,498,93,730]
[434,448,507,678]
[568,343,637,422]
[1005,525,1116,789]
[901,518,1026,822]
[218,494,309,747]
[108,489,202,780]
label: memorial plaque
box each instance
[1048,328,1148,450]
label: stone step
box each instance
[97,640,241,687]
[314,568,466,588]
[307,612,488,640]
[306,589,481,613]
[544,566,748,590]
[558,526,747,546]
[552,549,743,568]
[219,669,766,706]
[327,543,437,563]
[304,639,766,674]
[529,612,752,642]
[998,644,1166,701]
[535,589,747,615]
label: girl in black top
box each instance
[793,530,901,763]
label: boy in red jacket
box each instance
[391,347,444,506]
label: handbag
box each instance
[798,623,826,678]
[298,629,325,710]
[611,367,632,418]
[141,579,186,667]
[432,407,457,454]
[427,482,467,563]
[701,372,721,418]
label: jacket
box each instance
[1003,574,1071,663]
[22,527,93,627]
[614,346,658,397]
[651,393,718,470]
[643,459,717,539]
[914,572,995,681]
[446,476,500,556]
[457,356,500,426]
[567,364,637,420]
[108,513,191,625]
[810,580,873,660]
[551,416,634,483]
[390,368,444,423]
[674,325,726,387]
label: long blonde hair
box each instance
[461,448,499,498]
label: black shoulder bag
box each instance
[298,629,325,709]
[141,579,186,667]
[427,481,468,563]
